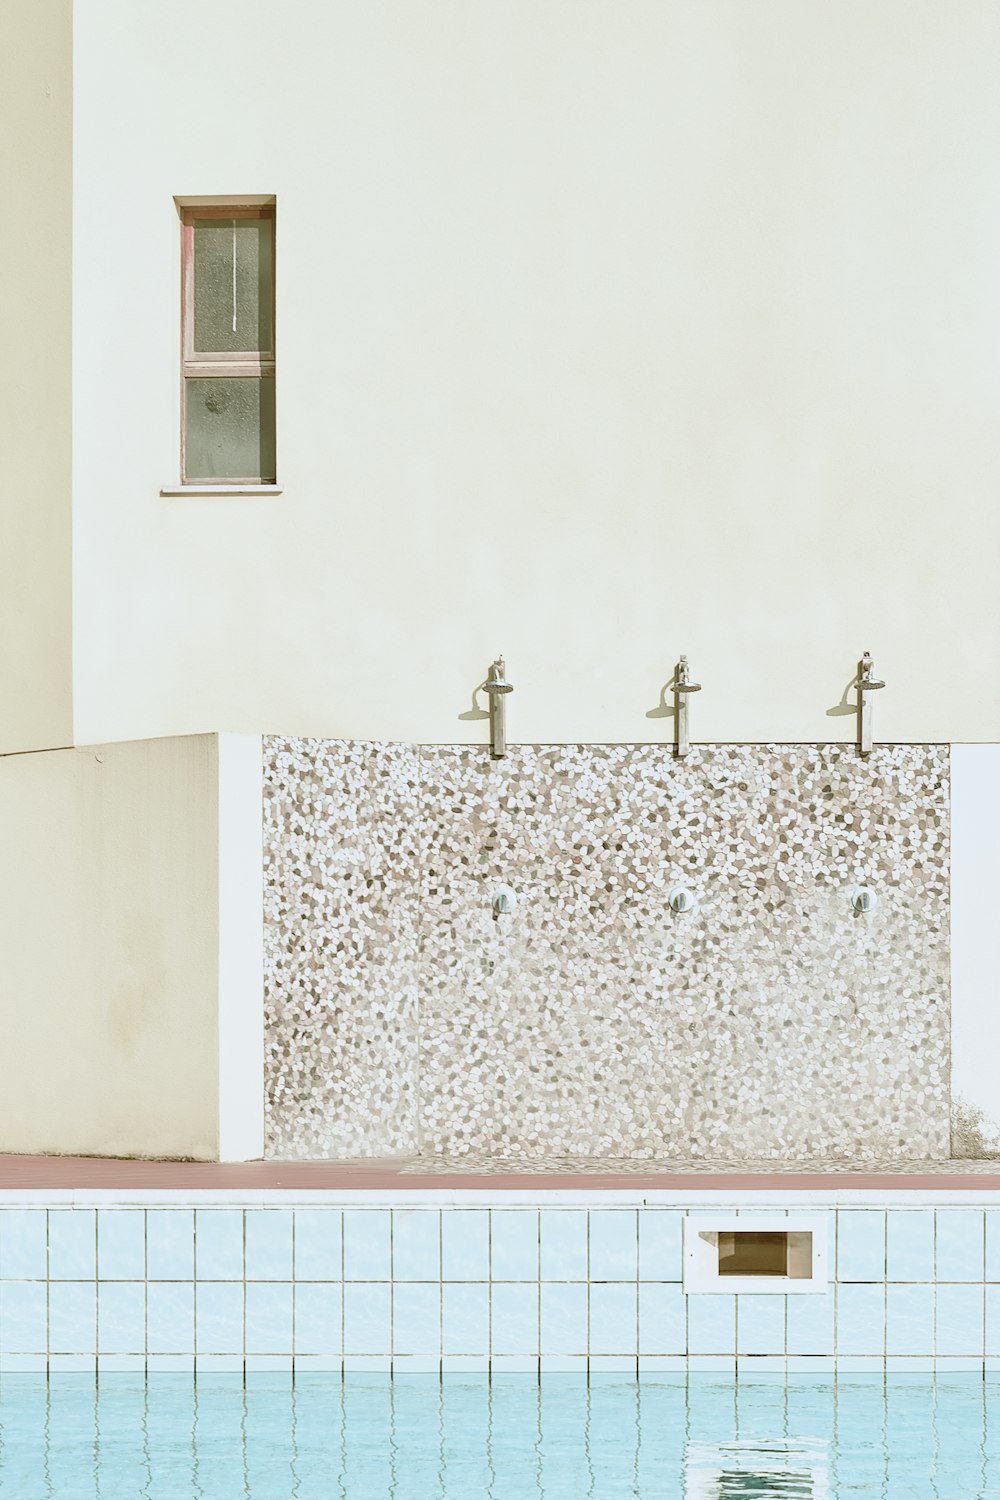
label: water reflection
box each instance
[686,1438,828,1497]
[0,1373,996,1499]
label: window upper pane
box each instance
[184,376,276,483]
[193,217,273,355]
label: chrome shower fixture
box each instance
[856,652,885,757]
[673,655,702,757]
[485,656,513,759]
[668,886,698,914]
[849,885,878,915]
[492,885,517,918]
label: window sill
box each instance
[160,484,283,497]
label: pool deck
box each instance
[1,1155,999,1191]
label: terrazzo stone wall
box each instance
[263,741,950,1161]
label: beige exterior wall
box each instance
[0,0,73,754]
[69,1,1000,746]
[951,746,1000,1156]
[0,735,242,1160]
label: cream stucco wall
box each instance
[0,0,73,754]
[71,1,1000,746]
[0,734,263,1160]
[951,745,1000,1156]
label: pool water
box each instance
[0,1373,998,1498]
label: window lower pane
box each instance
[184,377,276,483]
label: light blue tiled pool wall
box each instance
[3,1204,1000,1373]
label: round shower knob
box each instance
[668,886,698,914]
[492,885,517,917]
[850,885,878,914]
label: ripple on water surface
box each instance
[0,1373,998,1498]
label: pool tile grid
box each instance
[2,1206,1000,1373]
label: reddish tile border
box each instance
[0,1156,999,1192]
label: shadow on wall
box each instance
[457,679,489,723]
[645,681,676,721]
[826,675,859,719]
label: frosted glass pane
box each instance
[193,218,273,353]
[184,378,276,482]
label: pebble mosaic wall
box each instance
[263,742,950,1161]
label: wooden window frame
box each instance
[179,204,276,486]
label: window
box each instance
[180,205,275,486]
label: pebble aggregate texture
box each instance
[263,742,950,1162]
